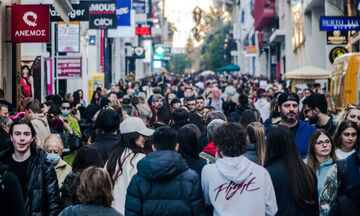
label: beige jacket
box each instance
[30,113,51,148]
[55,158,72,188]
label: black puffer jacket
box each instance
[0,148,62,216]
[125,150,205,216]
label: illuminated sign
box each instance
[135,27,151,35]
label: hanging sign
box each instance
[326,30,348,45]
[116,0,131,26]
[57,57,82,78]
[135,27,151,35]
[329,46,348,64]
[11,4,50,43]
[58,22,80,52]
[50,3,89,22]
[320,16,360,31]
[89,2,117,29]
[133,0,145,14]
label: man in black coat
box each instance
[0,119,61,216]
[125,126,205,216]
[91,109,120,162]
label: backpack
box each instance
[0,164,8,193]
[337,159,348,197]
[208,98,224,106]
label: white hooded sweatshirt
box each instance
[201,155,278,216]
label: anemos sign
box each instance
[11,4,50,43]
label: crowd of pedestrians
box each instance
[0,73,359,216]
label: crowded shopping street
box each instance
[1,0,360,216]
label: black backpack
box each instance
[0,164,8,193]
[337,159,348,197]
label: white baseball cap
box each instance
[120,117,154,136]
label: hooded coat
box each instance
[201,155,278,216]
[125,150,205,216]
[254,98,270,121]
[30,113,51,148]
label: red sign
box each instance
[11,4,50,43]
[57,57,82,78]
[136,27,151,35]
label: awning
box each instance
[270,29,285,43]
[219,64,240,71]
[283,66,330,80]
[53,0,73,24]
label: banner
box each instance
[11,4,50,43]
[57,57,82,78]
[116,0,132,26]
[58,22,80,52]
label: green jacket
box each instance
[63,115,81,138]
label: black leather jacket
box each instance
[0,148,62,216]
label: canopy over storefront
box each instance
[283,65,330,80]
[218,64,240,72]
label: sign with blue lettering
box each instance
[133,0,145,14]
[320,16,360,31]
[116,0,131,26]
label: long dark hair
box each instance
[72,146,104,172]
[177,124,202,159]
[106,132,144,180]
[91,91,101,105]
[306,129,337,174]
[9,118,37,153]
[265,125,317,208]
[333,120,359,149]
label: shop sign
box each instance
[135,27,151,35]
[50,3,89,22]
[244,45,258,57]
[116,0,131,26]
[57,57,82,78]
[320,16,360,31]
[327,30,348,45]
[89,2,117,29]
[58,22,80,52]
[329,46,348,64]
[133,0,145,14]
[11,4,50,43]
[134,47,145,58]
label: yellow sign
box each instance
[88,73,104,101]
[126,74,136,82]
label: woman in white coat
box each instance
[106,117,154,215]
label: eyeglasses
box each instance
[61,107,71,110]
[316,139,330,145]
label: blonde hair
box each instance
[43,134,64,151]
[247,122,266,166]
[335,104,360,125]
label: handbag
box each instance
[68,134,81,151]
